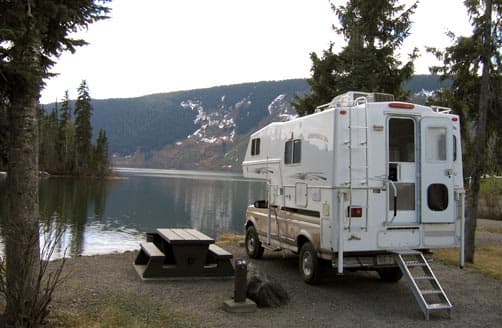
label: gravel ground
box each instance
[53,220,502,328]
[476,219,502,247]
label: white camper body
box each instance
[242,92,465,276]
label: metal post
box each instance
[266,158,272,245]
[234,259,247,303]
[267,184,272,245]
[460,191,465,269]
[223,258,256,313]
[337,191,344,274]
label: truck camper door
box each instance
[387,117,418,223]
[420,117,455,223]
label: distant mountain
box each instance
[84,75,446,171]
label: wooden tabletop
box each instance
[157,228,214,245]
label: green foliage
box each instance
[0,1,110,100]
[58,90,76,171]
[294,0,418,116]
[39,104,59,170]
[479,178,502,220]
[428,0,502,264]
[427,1,502,175]
[38,83,110,176]
[74,80,94,169]
[0,98,7,169]
[94,129,109,177]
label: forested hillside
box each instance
[37,75,446,171]
[90,79,309,156]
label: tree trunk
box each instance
[465,0,492,263]
[4,92,41,326]
[3,43,41,327]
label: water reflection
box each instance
[0,169,266,257]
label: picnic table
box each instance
[134,228,235,280]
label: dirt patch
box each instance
[49,222,502,327]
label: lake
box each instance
[0,168,266,258]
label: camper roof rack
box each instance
[331,91,395,106]
[430,105,452,114]
[314,91,395,113]
[314,103,331,113]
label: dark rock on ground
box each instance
[246,263,289,307]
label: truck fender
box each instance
[245,217,257,230]
[296,231,317,254]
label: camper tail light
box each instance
[347,206,363,218]
[388,102,414,110]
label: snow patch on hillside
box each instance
[268,94,297,121]
[180,93,297,146]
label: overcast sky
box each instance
[39,0,473,104]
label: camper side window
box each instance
[284,139,301,164]
[251,138,260,156]
[453,135,457,161]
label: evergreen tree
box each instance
[58,90,76,173]
[74,80,94,171]
[39,104,59,171]
[0,1,110,325]
[428,0,501,263]
[94,128,109,176]
[294,0,418,116]
[0,96,8,169]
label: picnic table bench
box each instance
[134,228,234,280]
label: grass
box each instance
[49,291,202,328]
[434,246,502,280]
[480,177,502,195]
[477,178,502,220]
[476,225,502,234]
[216,233,244,244]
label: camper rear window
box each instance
[251,138,260,156]
[285,139,301,164]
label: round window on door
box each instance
[427,184,449,211]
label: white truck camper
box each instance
[242,91,465,319]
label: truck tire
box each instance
[299,242,321,284]
[377,267,403,282]
[245,225,264,259]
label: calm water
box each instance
[0,168,266,257]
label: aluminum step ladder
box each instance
[394,250,452,320]
[346,97,370,231]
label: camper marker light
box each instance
[347,206,363,218]
[452,117,458,122]
[339,109,347,115]
[388,102,414,109]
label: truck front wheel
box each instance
[245,225,264,259]
[299,242,321,284]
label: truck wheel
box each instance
[377,267,403,282]
[245,226,264,259]
[299,242,321,284]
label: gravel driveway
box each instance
[55,220,502,328]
